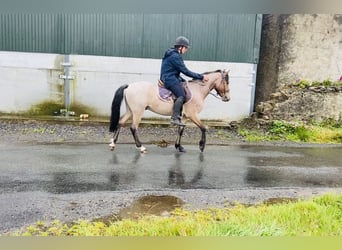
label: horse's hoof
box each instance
[137,146,147,153]
[176,145,186,153]
[109,142,115,151]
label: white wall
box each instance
[0,51,256,121]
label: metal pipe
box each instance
[64,54,71,112]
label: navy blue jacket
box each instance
[160,48,203,88]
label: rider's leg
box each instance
[167,83,186,126]
[171,96,185,126]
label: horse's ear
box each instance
[223,69,230,74]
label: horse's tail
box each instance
[109,84,129,132]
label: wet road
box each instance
[0,143,341,193]
[0,143,341,233]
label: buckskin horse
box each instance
[109,69,230,153]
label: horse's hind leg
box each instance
[130,113,147,153]
[109,127,121,151]
[130,126,146,153]
[109,112,131,151]
[175,126,186,152]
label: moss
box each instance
[27,101,64,116]
[26,101,96,117]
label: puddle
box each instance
[224,197,299,208]
[93,195,184,225]
[262,197,298,205]
[119,195,184,219]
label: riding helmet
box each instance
[174,36,190,47]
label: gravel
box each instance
[0,117,241,145]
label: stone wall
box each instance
[278,14,342,85]
[255,84,342,122]
[256,14,342,105]
[255,14,342,121]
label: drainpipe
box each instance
[250,64,258,113]
[60,55,73,114]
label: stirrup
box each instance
[171,118,185,126]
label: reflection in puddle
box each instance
[119,195,184,219]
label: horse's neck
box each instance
[189,75,217,98]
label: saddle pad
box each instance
[158,80,192,103]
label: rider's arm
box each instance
[171,54,204,80]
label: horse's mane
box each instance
[188,69,222,83]
[202,69,222,75]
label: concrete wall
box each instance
[0,51,257,121]
[278,14,342,85]
[256,14,342,105]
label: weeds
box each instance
[13,194,342,236]
[238,119,342,143]
[293,79,342,89]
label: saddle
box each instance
[157,80,192,103]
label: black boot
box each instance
[171,96,185,126]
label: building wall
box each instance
[0,14,261,63]
[0,51,256,121]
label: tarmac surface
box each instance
[0,117,341,234]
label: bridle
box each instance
[209,71,230,100]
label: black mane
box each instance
[202,69,222,75]
[188,69,222,82]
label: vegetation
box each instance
[238,119,342,143]
[12,194,342,236]
[293,79,342,89]
[27,101,94,116]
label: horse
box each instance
[109,69,230,153]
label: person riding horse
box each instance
[160,36,208,126]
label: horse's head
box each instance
[209,69,230,102]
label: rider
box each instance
[160,36,208,126]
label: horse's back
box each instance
[125,81,158,104]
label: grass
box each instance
[293,79,342,89]
[12,194,342,236]
[238,119,342,143]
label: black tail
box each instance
[109,84,129,132]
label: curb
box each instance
[0,115,231,129]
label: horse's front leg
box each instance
[175,126,186,152]
[199,126,206,152]
[130,126,147,153]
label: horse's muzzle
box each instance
[222,96,230,102]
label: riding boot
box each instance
[171,96,185,126]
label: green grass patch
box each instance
[238,120,342,143]
[12,194,342,236]
[293,79,342,89]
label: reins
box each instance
[209,91,222,100]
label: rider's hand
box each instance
[202,75,209,82]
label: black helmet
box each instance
[174,36,190,47]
